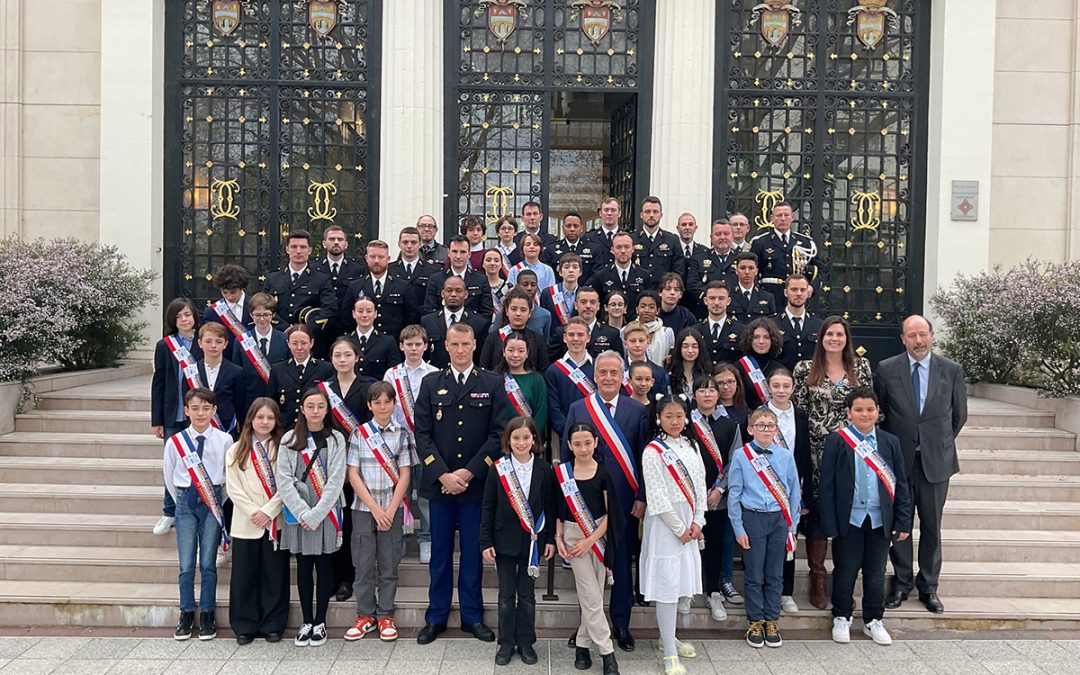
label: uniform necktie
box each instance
[406,262,413,276]
[607,231,614,245]
[793,316,802,335]
[458,372,466,386]
[685,245,692,258]
[620,270,627,285]
[291,271,299,283]
[783,233,790,247]
[259,337,268,355]
[449,312,459,327]
[712,322,721,342]
[297,363,306,380]
[374,279,382,297]
[912,362,922,413]
[331,262,339,277]
[359,334,368,350]
[744,290,752,304]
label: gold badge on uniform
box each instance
[766,248,775,254]
[436,407,443,421]
[437,389,448,395]
[703,259,712,267]
[424,455,435,466]
[279,394,286,404]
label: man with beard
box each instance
[770,274,822,371]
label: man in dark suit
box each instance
[422,236,494,320]
[417,214,449,267]
[265,325,334,428]
[346,296,402,379]
[202,264,253,352]
[390,226,439,320]
[770,274,823,371]
[312,225,367,340]
[749,201,826,309]
[874,315,967,614]
[420,275,490,369]
[727,252,776,323]
[632,196,686,289]
[686,219,739,318]
[414,323,508,645]
[231,292,289,409]
[695,281,745,365]
[561,352,648,652]
[261,230,337,345]
[339,240,411,341]
[513,200,557,250]
[587,232,650,317]
[819,386,912,644]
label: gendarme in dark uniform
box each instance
[543,236,606,282]
[686,248,739,313]
[696,316,746,365]
[771,312,823,371]
[264,357,335,428]
[749,227,825,308]
[587,263,650,319]
[632,226,686,289]
[339,273,413,340]
[727,282,777,324]
[262,265,338,332]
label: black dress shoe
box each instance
[574,646,593,670]
[518,644,538,665]
[264,632,281,643]
[495,644,514,666]
[567,631,577,648]
[335,582,353,602]
[417,622,446,644]
[235,634,255,645]
[461,622,496,642]
[613,627,635,652]
[884,590,908,609]
[633,593,651,607]
[920,592,945,614]
[601,651,619,674]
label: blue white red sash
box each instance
[742,443,796,553]
[494,456,546,577]
[302,433,343,548]
[356,422,415,532]
[648,438,696,513]
[547,285,573,325]
[250,439,279,543]
[739,355,771,403]
[555,356,595,397]
[837,425,896,502]
[691,410,723,475]
[318,381,361,436]
[165,336,226,431]
[387,364,417,432]
[621,364,633,395]
[583,394,638,493]
[498,324,513,341]
[212,300,271,383]
[555,462,605,564]
[504,374,533,417]
[171,430,229,550]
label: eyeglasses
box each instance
[716,380,738,387]
[251,312,274,319]
[752,423,777,430]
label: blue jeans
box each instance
[742,509,787,622]
[162,422,188,518]
[175,485,223,612]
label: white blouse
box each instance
[642,434,707,535]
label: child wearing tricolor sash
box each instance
[226,397,289,644]
[819,386,911,646]
[479,417,556,667]
[496,331,549,437]
[277,388,347,648]
[556,423,622,675]
[162,387,232,641]
[728,407,801,649]
[640,396,706,675]
[737,318,783,410]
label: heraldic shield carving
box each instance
[211,0,242,36]
[751,1,802,49]
[571,1,623,46]
[847,0,898,50]
[479,1,528,44]
[309,0,339,38]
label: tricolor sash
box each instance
[318,381,361,436]
[547,285,573,325]
[583,394,639,493]
[739,355,771,403]
[494,456,546,577]
[356,422,415,532]
[691,410,723,475]
[171,430,230,551]
[250,439,279,543]
[388,365,417,432]
[621,364,633,396]
[165,336,227,431]
[555,356,596,397]
[301,434,344,548]
[498,324,513,342]
[648,438,696,513]
[555,462,605,564]
[504,374,533,417]
[742,443,796,553]
[212,300,271,383]
[837,425,897,502]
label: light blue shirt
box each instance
[727,441,801,537]
[907,352,931,414]
[848,427,883,529]
[508,260,556,291]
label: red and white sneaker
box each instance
[343,615,377,641]
[378,616,399,641]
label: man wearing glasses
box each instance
[417,215,449,267]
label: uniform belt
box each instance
[761,277,785,285]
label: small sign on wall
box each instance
[951,180,979,221]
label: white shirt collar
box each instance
[254,326,273,340]
[295,357,311,369]
[768,401,794,417]
[288,264,308,276]
[356,327,375,340]
[709,315,728,328]
[451,364,474,382]
[786,308,806,322]
[614,261,631,273]
[444,307,463,321]
[370,272,388,285]
[326,254,345,266]
[449,265,468,277]
[600,394,619,412]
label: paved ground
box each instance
[0,636,1076,674]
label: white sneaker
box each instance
[153,516,175,535]
[863,619,892,646]
[780,595,799,614]
[677,596,692,615]
[832,616,852,644]
[216,548,231,568]
[707,592,728,622]
[419,541,431,564]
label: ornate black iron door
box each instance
[609,97,637,231]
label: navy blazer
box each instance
[181,359,246,433]
[230,328,289,410]
[561,394,649,513]
[479,456,557,556]
[151,337,204,428]
[544,357,595,440]
[327,374,376,427]
[818,427,913,540]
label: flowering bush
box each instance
[931,260,1080,398]
[0,238,155,382]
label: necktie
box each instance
[187,433,207,508]
[406,262,413,276]
[793,316,802,335]
[607,231,614,245]
[712,322,721,342]
[912,362,922,413]
[745,290,752,304]
[620,270,627,285]
[449,312,458,327]
[606,402,614,414]
[291,272,299,283]
[297,363,306,380]
[685,245,692,257]
[374,279,382,298]
[331,262,339,277]
[458,372,466,386]
[359,334,368,350]
[195,434,206,459]
[259,337,268,355]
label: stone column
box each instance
[0,0,23,238]
[648,0,716,244]
[378,0,444,254]
[1068,1,1080,261]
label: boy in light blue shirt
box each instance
[727,407,801,649]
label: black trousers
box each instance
[495,551,536,648]
[332,483,356,587]
[296,553,335,625]
[832,516,891,622]
[228,532,290,636]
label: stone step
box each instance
[35,392,150,413]
[0,513,169,548]
[965,398,1057,429]
[0,484,161,515]
[2,580,1079,631]
[958,449,1080,475]
[944,500,1080,530]
[0,457,162,486]
[14,410,151,435]
[931,529,1080,564]
[0,432,161,460]
[956,426,1075,451]
[948,474,1080,501]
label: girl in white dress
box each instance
[640,395,707,675]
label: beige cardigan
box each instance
[225,440,285,540]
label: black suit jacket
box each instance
[727,285,777,323]
[327,374,376,426]
[771,313,823,372]
[632,228,686,288]
[340,274,413,340]
[543,237,607,281]
[686,249,738,307]
[389,259,439,325]
[414,367,509,502]
[265,358,335,428]
[262,267,338,329]
[695,317,745,365]
[151,337,204,428]
[313,258,368,310]
[231,328,290,408]
[479,456,556,556]
[586,264,651,319]
[182,359,246,433]
[422,269,494,319]
[818,427,913,539]
[348,330,402,380]
[420,310,490,369]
